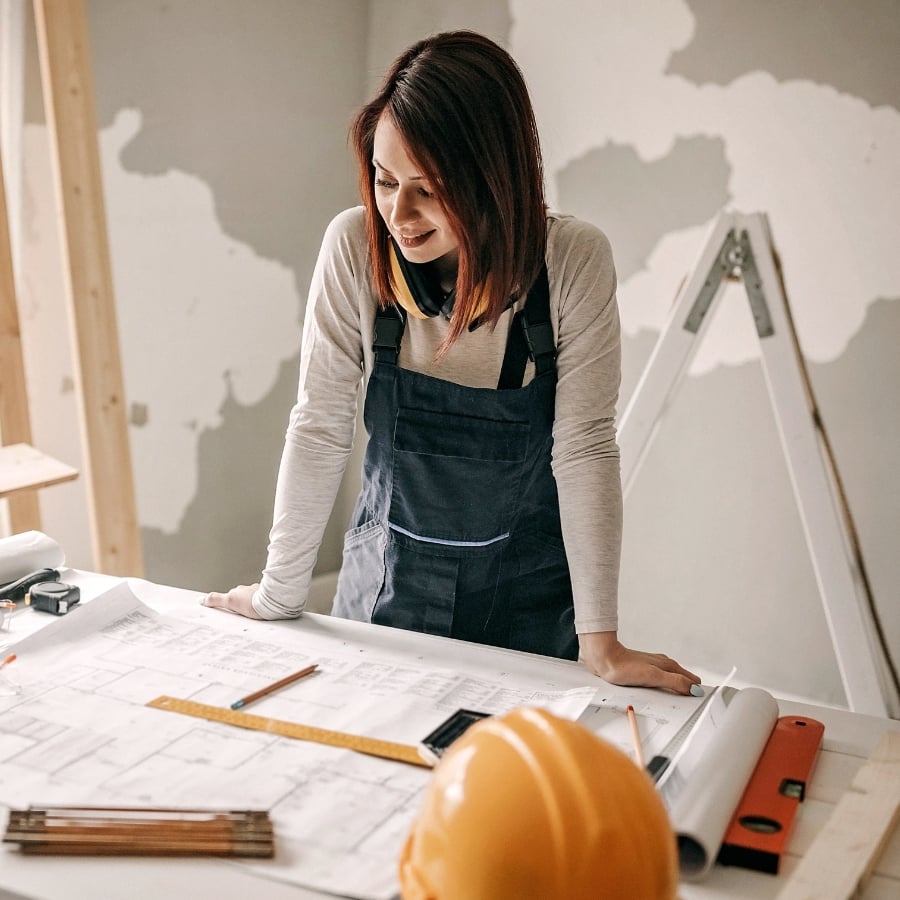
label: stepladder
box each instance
[618,211,898,718]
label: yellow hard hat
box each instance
[399,706,678,900]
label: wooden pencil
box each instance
[230,663,318,710]
[626,704,646,768]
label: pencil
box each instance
[626,704,645,768]
[230,663,318,710]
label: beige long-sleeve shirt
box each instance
[253,206,622,634]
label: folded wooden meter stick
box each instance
[2,806,274,857]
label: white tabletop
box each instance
[0,570,897,900]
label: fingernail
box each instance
[690,684,705,697]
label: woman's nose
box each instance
[391,188,418,228]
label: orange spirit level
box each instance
[718,715,824,874]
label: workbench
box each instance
[0,570,897,900]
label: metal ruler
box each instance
[647,686,736,782]
[147,695,431,768]
[665,686,735,756]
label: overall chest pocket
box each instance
[389,407,529,546]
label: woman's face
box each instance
[372,115,459,272]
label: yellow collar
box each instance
[388,242,492,326]
[389,246,429,319]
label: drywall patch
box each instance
[668,0,900,111]
[556,136,731,282]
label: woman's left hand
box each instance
[579,631,701,695]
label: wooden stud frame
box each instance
[32,0,142,575]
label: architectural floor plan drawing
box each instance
[0,582,609,899]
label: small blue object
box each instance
[230,700,245,710]
[690,684,705,697]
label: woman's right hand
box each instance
[203,583,264,619]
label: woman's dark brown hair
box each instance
[350,31,547,349]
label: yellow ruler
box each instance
[147,695,431,768]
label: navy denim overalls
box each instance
[332,267,578,660]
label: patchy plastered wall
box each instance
[19,0,368,588]
[14,0,899,707]
[506,0,900,705]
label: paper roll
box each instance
[669,686,779,880]
[0,531,66,584]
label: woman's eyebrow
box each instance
[372,158,425,180]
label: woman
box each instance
[206,30,699,695]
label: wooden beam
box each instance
[0,124,41,531]
[0,443,78,498]
[32,0,143,575]
[776,730,900,899]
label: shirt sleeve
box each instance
[252,209,368,618]
[548,217,622,634]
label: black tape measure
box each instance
[0,568,79,615]
[27,582,80,615]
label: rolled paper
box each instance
[0,531,66,584]
[668,686,779,880]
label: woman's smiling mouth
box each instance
[396,230,435,249]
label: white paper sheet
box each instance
[0,582,598,899]
[575,688,712,765]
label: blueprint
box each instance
[0,582,605,899]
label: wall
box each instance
[10,0,899,708]
[501,0,900,707]
[17,0,368,587]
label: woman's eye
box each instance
[374,178,434,198]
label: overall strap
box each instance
[497,264,554,390]
[372,305,406,365]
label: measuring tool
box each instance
[27,582,80,615]
[3,806,274,858]
[0,569,80,615]
[646,686,736,782]
[418,708,490,765]
[718,715,824,874]
[147,695,431,768]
